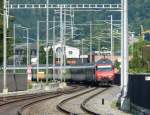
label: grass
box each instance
[111,100,120,109]
[27,83,33,89]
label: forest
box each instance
[0,0,149,66]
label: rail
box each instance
[57,88,97,114]
[17,85,86,115]
[81,87,110,115]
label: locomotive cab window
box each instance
[96,65,112,71]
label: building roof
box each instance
[52,42,79,51]
[15,43,37,49]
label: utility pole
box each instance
[14,25,30,67]
[121,0,124,96]
[3,0,8,93]
[27,29,29,66]
[46,0,49,84]
[71,9,74,40]
[98,39,100,55]
[81,39,84,63]
[131,33,134,57]
[121,0,129,110]
[90,22,92,63]
[6,0,9,28]
[37,21,40,74]
[13,24,16,76]
[63,9,66,82]
[53,16,55,82]
[110,15,113,61]
[60,5,63,82]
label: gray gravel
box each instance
[21,85,132,115]
[22,87,94,115]
[62,87,105,114]
[85,85,131,115]
[0,86,72,115]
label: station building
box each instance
[52,43,80,65]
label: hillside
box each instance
[0,0,149,64]
[9,0,150,35]
[128,0,150,34]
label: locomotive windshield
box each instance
[96,65,112,71]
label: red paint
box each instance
[95,64,115,82]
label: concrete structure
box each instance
[0,74,27,92]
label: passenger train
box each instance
[32,58,116,86]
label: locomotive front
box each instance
[95,59,115,85]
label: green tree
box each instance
[0,0,14,65]
[129,38,150,73]
[39,46,53,64]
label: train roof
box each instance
[96,58,113,65]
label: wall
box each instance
[65,46,80,58]
[0,74,27,92]
[128,74,150,111]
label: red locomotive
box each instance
[95,58,115,85]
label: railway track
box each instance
[81,87,110,115]
[0,84,83,105]
[18,93,62,115]
[57,88,97,114]
[17,85,86,115]
[0,85,85,115]
[57,87,110,115]
[15,85,113,115]
[0,92,59,106]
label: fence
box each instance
[0,73,27,92]
[128,74,150,113]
